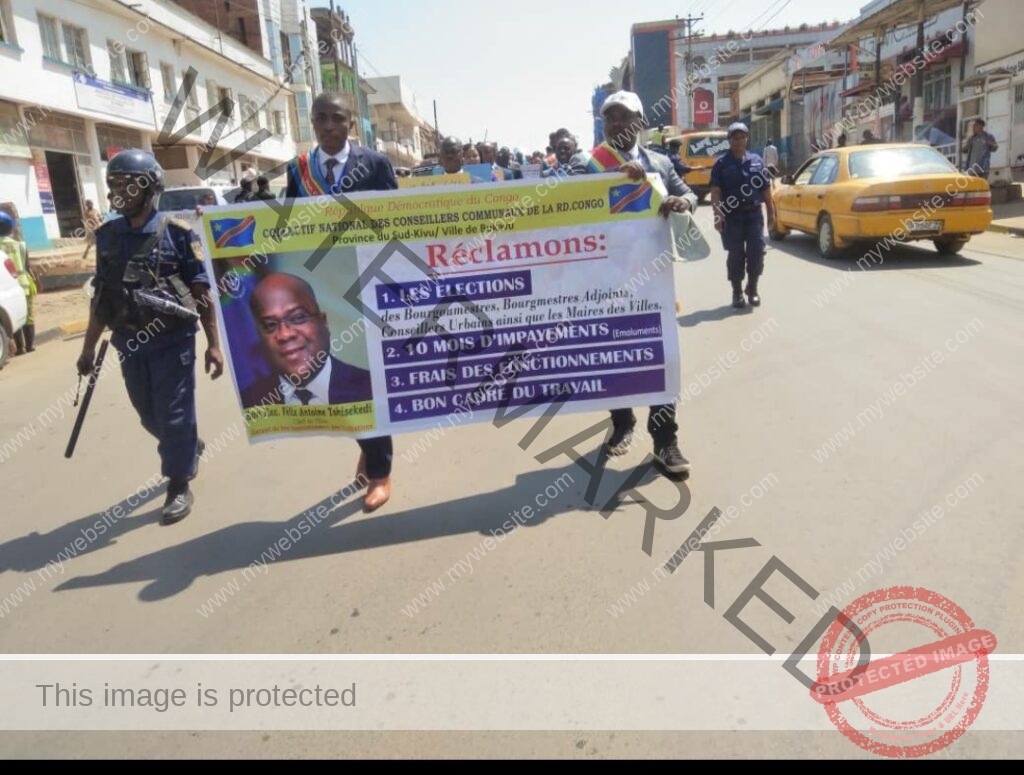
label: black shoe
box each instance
[607,424,636,457]
[747,289,761,308]
[654,443,691,475]
[733,292,747,310]
[162,481,194,525]
[23,324,35,352]
[190,439,206,481]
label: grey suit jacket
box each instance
[570,148,699,211]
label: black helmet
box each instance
[107,149,164,193]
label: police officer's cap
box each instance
[107,149,165,191]
[728,123,750,138]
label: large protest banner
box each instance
[199,174,689,441]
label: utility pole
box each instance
[677,13,704,128]
[330,0,341,90]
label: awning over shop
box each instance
[755,98,785,116]
[827,0,965,47]
[840,82,876,98]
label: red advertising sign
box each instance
[693,88,715,126]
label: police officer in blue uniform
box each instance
[77,150,225,525]
[710,123,777,310]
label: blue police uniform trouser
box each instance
[120,334,199,481]
[723,208,766,284]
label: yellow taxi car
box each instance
[770,143,993,258]
[668,131,729,202]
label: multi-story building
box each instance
[310,6,374,147]
[366,75,433,169]
[0,0,307,250]
[169,0,321,146]
[962,0,1022,184]
[739,42,850,168]
[630,20,845,130]
[593,55,632,147]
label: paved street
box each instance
[1,228,1023,757]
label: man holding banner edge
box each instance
[572,90,696,476]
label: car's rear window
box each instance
[158,189,215,211]
[687,135,729,158]
[848,147,956,179]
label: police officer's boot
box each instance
[23,324,35,352]
[162,479,194,525]
[747,278,761,308]
[732,281,747,310]
[13,329,26,355]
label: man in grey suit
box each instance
[571,90,698,477]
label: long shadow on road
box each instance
[53,451,660,603]
[771,234,983,271]
[678,305,744,328]
[0,485,167,577]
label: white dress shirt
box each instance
[319,142,351,182]
[281,360,333,406]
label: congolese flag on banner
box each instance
[210,216,257,249]
[608,182,654,215]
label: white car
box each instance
[156,185,239,213]
[0,247,28,370]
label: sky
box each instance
[322,0,870,153]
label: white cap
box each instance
[728,122,750,137]
[601,91,645,118]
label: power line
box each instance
[755,0,794,32]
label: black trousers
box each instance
[359,437,393,480]
[611,405,678,447]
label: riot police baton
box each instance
[65,339,109,459]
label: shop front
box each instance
[23,107,94,245]
[0,100,43,248]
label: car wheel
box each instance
[0,325,10,371]
[769,222,788,241]
[934,237,969,256]
[817,214,844,259]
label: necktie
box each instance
[295,388,314,406]
[325,157,338,187]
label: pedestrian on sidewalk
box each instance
[962,119,998,179]
[710,122,776,311]
[570,89,697,477]
[0,212,36,354]
[283,90,398,513]
[78,150,225,525]
[762,139,780,177]
[81,199,103,261]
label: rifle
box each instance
[65,339,109,459]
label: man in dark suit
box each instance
[283,91,397,512]
[570,90,697,478]
[285,92,397,197]
[242,273,372,409]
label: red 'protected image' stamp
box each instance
[812,587,997,758]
